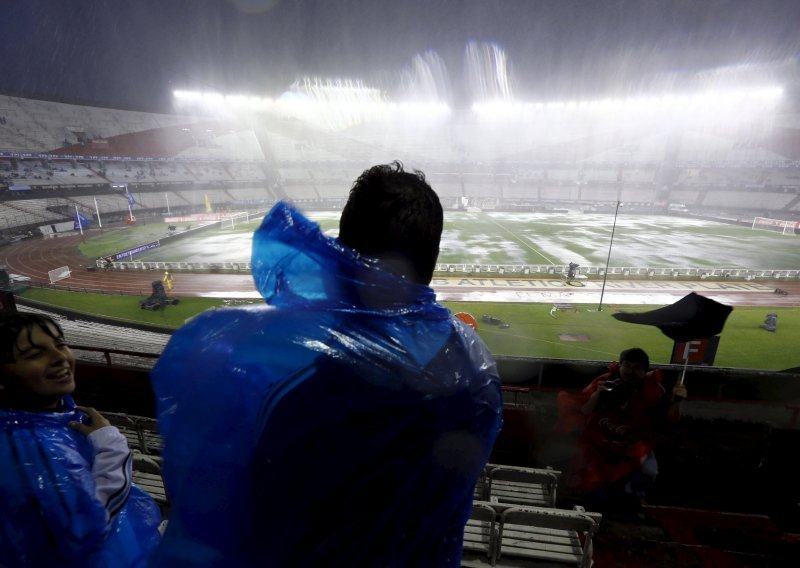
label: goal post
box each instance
[751,217,799,235]
[219,212,252,231]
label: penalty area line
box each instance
[485,215,555,265]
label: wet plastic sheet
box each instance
[152,202,503,567]
[0,397,161,567]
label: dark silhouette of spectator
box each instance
[152,161,503,567]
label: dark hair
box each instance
[619,347,649,371]
[338,161,443,285]
[0,313,65,365]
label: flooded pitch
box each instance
[137,211,799,271]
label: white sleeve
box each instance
[86,425,132,520]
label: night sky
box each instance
[1,0,799,112]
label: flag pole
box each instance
[679,353,689,386]
[93,196,103,230]
[74,205,84,236]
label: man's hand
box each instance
[69,406,111,436]
[672,384,688,401]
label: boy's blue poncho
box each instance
[152,202,503,567]
[0,397,162,567]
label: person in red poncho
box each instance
[556,348,687,507]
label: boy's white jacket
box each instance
[0,396,161,567]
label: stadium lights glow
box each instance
[471,85,784,117]
[173,88,451,129]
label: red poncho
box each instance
[556,364,665,493]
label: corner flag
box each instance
[73,209,91,231]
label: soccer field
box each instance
[61,212,800,370]
[119,211,798,270]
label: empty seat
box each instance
[461,502,497,566]
[103,411,145,452]
[132,453,169,511]
[489,465,560,508]
[497,506,600,567]
[474,468,489,501]
[136,417,164,455]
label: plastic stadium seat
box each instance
[496,505,600,567]
[488,465,561,508]
[461,502,497,566]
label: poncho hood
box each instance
[252,201,447,317]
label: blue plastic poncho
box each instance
[152,202,503,567]
[0,397,162,567]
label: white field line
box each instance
[485,215,555,265]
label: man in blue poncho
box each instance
[152,162,503,567]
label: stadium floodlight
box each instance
[471,84,783,120]
[173,81,451,128]
[173,89,275,112]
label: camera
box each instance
[598,378,631,407]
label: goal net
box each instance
[751,217,799,235]
[219,212,252,231]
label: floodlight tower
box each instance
[598,201,622,311]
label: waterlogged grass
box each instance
[78,223,177,259]
[75,212,799,269]
[76,213,342,263]
[17,287,798,370]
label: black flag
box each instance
[612,292,733,342]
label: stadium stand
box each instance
[541,185,580,201]
[1,198,62,224]
[501,183,537,200]
[704,189,796,210]
[226,186,273,202]
[131,453,169,510]
[583,168,618,183]
[17,305,171,369]
[619,186,658,202]
[487,465,560,508]
[314,183,348,199]
[494,505,600,567]
[764,169,800,190]
[0,94,195,152]
[0,87,798,240]
[171,188,230,208]
[102,411,168,513]
[185,164,232,182]
[620,168,656,185]
[463,463,601,567]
